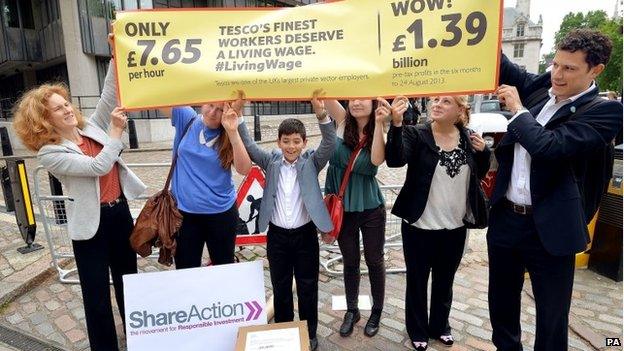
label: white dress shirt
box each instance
[271,157,311,229]
[505,83,596,205]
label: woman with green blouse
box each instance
[324,97,407,338]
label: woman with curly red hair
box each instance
[13,60,145,351]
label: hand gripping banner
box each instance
[112,0,503,109]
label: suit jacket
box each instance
[489,54,623,256]
[238,120,336,233]
[37,64,146,241]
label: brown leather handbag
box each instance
[130,119,194,265]
[322,138,365,244]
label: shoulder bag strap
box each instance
[337,138,367,198]
[163,117,195,190]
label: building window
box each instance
[106,0,153,11]
[513,43,525,58]
[121,0,154,9]
[139,0,154,8]
[3,0,19,27]
[88,0,107,16]
[41,0,61,26]
[2,0,35,29]
[20,0,35,29]
[516,24,525,37]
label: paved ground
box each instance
[0,116,622,350]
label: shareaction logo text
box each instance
[128,300,262,335]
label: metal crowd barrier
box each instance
[319,185,406,276]
[33,163,169,283]
[32,163,407,283]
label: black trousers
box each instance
[401,222,466,342]
[72,201,137,351]
[487,206,575,351]
[267,221,319,339]
[174,204,238,268]
[337,205,386,312]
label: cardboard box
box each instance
[234,321,309,351]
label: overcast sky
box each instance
[503,0,621,56]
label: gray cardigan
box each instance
[37,64,146,241]
[238,119,336,233]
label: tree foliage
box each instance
[538,52,555,74]
[553,10,623,93]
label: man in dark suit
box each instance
[487,29,623,351]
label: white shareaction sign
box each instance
[124,260,267,351]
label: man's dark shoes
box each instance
[339,310,360,337]
[310,337,318,351]
[364,312,381,337]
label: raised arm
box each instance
[237,117,272,170]
[39,143,122,177]
[311,89,346,125]
[371,98,391,166]
[325,99,346,125]
[497,83,623,160]
[385,125,404,167]
[222,102,251,175]
[499,53,550,100]
[89,60,119,132]
[509,102,622,160]
[310,95,336,170]
[384,96,416,167]
[39,109,128,177]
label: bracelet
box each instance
[317,110,327,120]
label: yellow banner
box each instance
[113,0,503,110]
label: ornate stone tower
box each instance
[516,0,531,18]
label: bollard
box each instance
[1,165,14,212]
[0,126,13,156]
[6,159,43,254]
[48,173,66,224]
[253,114,261,141]
[128,119,139,149]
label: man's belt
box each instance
[503,198,533,215]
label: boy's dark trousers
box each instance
[267,221,319,338]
